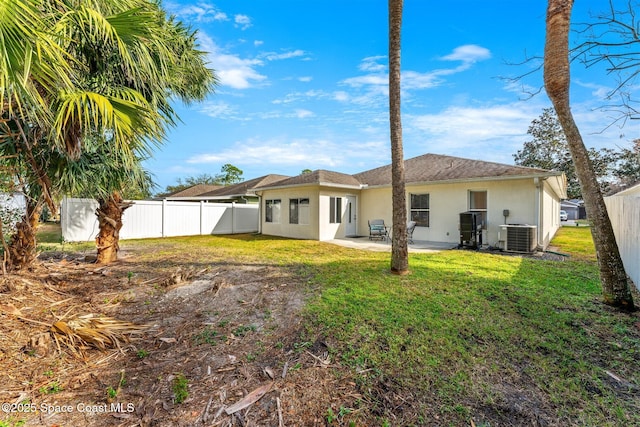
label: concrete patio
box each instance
[327,236,458,253]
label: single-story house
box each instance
[561,199,584,220]
[163,175,289,204]
[161,183,223,200]
[253,153,567,250]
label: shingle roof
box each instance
[253,170,362,190]
[170,154,563,196]
[165,184,223,198]
[353,153,559,186]
[199,174,291,197]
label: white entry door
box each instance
[345,196,357,237]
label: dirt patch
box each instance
[0,254,362,426]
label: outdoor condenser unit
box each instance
[459,212,483,249]
[501,225,537,253]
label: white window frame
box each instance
[410,193,430,227]
[329,196,342,224]
[265,199,281,223]
[469,190,487,229]
[289,198,310,225]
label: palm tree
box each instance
[388,0,409,274]
[62,2,216,264]
[1,0,216,269]
[55,140,153,264]
[544,0,634,310]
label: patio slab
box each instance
[327,236,458,253]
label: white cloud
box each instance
[340,44,493,97]
[254,40,264,46]
[574,79,614,100]
[235,14,252,30]
[185,137,387,172]
[198,101,244,120]
[298,76,313,82]
[402,71,442,89]
[410,104,532,139]
[333,91,350,102]
[272,90,330,105]
[260,50,306,61]
[404,98,633,163]
[293,109,314,118]
[359,56,387,72]
[404,102,544,164]
[198,33,266,89]
[187,138,341,167]
[165,1,229,23]
[441,44,492,63]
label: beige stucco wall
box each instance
[260,187,320,240]
[540,179,561,248]
[318,189,361,241]
[259,177,562,248]
[359,177,559,248]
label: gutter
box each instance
[253,182,365,192]
[361,172,564,190]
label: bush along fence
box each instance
[61,198,259,242]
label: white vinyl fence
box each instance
[604,194,640,291]
[61,198,259,242]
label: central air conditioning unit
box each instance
[500,225,537,253]
[459,211,483,249]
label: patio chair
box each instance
[406,221,416,244]
[368,219,388,241]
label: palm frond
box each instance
[50,315,147,357]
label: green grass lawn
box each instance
[301,226,639,426]
[34,225,639,425]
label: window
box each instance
[289,198,310,224]
[265,199,281,223]
[469,190,487,228]
[329,197,342,224]
[410,193,429,227]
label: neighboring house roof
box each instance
[254,170,362,190]
[165,184,223,198]
[353,153,560,187]
[561,200,582,208]
[200,174,291,198]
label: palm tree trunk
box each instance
[544,0,634,310]
[7,198,43,271]
[95,192,132,264]
[389,0,409,275]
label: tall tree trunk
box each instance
[7,198,43,271]
[389,0,409,275]
[544,0,634,310]
[95,192,132,264]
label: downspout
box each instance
[256,191,262,234]
[535,177,542,250]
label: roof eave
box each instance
[255,182,364,192]
[363,172,565,189]
[164,194,256,201]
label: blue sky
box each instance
[146,0,639,190]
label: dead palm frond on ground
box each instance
[50,314,147,358]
